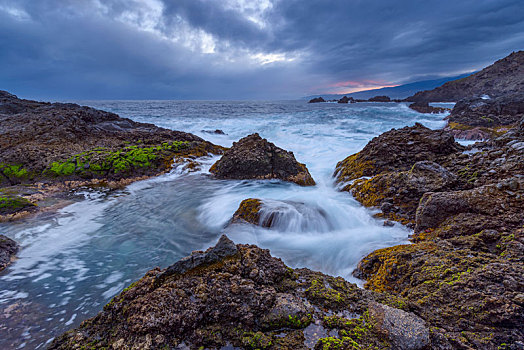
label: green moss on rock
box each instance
[45,141,189,178]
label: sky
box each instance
[0,0,523,100]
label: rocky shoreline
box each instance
[48,116,524,349]
[2,51,524,349]
[0,91,225,224]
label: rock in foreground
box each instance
[210,133,315,186]
[0,234,18,271]
[337,119,524,349]
[50,235,431,350]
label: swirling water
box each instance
[0,100,448,348]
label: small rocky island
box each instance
[210,133,315,186]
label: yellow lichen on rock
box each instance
[334,152,374,184]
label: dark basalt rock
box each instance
[447,94,524,128]
[340,119,524,349]
[210,133,315,186]
[408,101,448,114]
[0,235,18,271]
[368,302,430,350]
[155,235,238,286]
[50,235,425,350]
[334,123,462,184]
[0,91,225,218]
[0,90,223,186]
[368,96,391,102]
[349,161,460,224]
[308,97,325,103]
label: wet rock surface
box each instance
[337,118,524,348]
[368,302,430,350]
[0,91,224,219]
[210,133,315,186]
[445,94,524,140]
[0,234,18,271]
[230,198,332,232]
[334,123,462,184]
[50,236,419,350]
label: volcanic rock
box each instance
[0,91,224,218]
[444,94,524,139]
[0,235,18,271]
[368,302,430,350]
[49,236,417,349]
[308,97,325,103]
[334,123,462,184]
[210,133,315,186]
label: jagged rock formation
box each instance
[337,96,354,104]
[210,133,315,186]
[334,123,462,186]
[0,91,224,219]
[336,120,524,349]
[445,94,524,139]
[407,51,524,102]
[50,235,431,350]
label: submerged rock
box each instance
[231,198,332,232]
[202,129,226,135]
[210,133,315,186]
[50,236,418,349]
[0,235,18,271]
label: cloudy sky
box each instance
[1,0,523,100]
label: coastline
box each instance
[1,90,522,349]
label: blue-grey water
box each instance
[0,100,449,349]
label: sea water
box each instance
[0,100,447,348]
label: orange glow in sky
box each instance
[314,79,400,95]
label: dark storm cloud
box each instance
[0,0,523,99]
